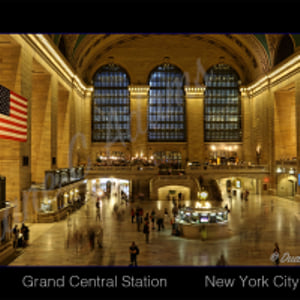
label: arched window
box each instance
[274,35,294,66]
[204,64,242,142]
[148,63,186,142]
[92,64,130,142]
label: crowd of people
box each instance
[10,189,281,268]
[12,223,29,248]
[129,204,183,246]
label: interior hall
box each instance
[0,34,300,266]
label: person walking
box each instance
[88,227,96,251]
[13,225,18,248]
[136,208,141,232]
[150,209,156,230]
[139,208,144,224]
[96,225,104,248]
[96,202,101,221]
[143,221,150,243]
[129,241,139,266]
[144,212,149,222]
[216,253,227,266]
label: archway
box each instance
[217,176,257,198]
[158,185,190,201]
[277,175,297,198]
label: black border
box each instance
[2,266,300,299]
[1,4,300,300]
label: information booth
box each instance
[175,203,230,239]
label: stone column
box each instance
[240,88,253,162]
[128,85,149,158]
[295,79,300,201]
[266,87,277,195]
[31,71,52,183]
[18,46,33,222]
[57,84,71,168]
[184,86,205,163]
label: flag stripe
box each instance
[0,115,27,127]
[0,134,26,142]
[10,112,27,122]
[10,90,28,103]
[10,97,27,109]
[10,100,27,112]
[10,104,27,115]
[0,129,27,140]
[0,124,26,135]
[0,117,27,131]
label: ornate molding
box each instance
[128,85,150,96]
[184,85,205,97]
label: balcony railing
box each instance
[186,164,269,173]
[275,159,297,166]
[86,165,158,176]
[86,164,270,176]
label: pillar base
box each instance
[0,242,15,265]
[295,194,300,202]
[268,188,277,196]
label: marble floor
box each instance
[7,192,300,266]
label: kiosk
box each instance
[175,203,230,239]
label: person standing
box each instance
[273,242,280,266]
[21,223,29,247]
[178,192,182,202]
[201,225,207,241]
[143,221,150,243]
[129,241,139,266]
[131,208,135,223]
[157,214,164,231]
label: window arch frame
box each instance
[92,63,131,143]
[153,150,182,169]
[204,64,242,143]
[147,63,186,142]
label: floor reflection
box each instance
[8,193,300,266]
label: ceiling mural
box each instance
[48,33,299,86]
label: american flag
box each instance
[0,84,27,142]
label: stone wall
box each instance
[2,33,300,224]
[0,35,90,221]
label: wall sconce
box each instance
[256,145,261,164]
[256,145,261,154]
[289,168,295,175]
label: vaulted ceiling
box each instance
[48,34,300,86]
